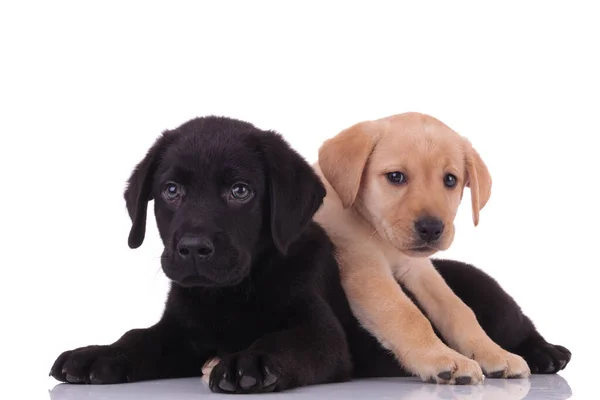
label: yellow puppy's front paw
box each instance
[475,349,530,379]
[201,357,220,385]
[408,346,484,385]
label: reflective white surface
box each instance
[48,375,572,400]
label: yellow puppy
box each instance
[314,112,530,384]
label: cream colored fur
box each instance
[314,112,529,384]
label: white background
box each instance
[1,1,598,398]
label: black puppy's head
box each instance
[124,116,325,287]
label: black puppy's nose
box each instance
[415,218,444,242]
[177,236,214,261]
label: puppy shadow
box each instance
[379,375,572,400]
[49,374,572,400]
[49,378,215,400]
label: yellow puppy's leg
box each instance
[341,253,483,384]
[201,357,220,385]
[399,258,530,379]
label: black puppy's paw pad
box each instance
[521,341,571,375]
[239,375,257,389]
[217,372,237,393]
[50,345,131,385]
[89,372,103,385]
[88,359,129,384]
[543,361,556,373]
[209,352,280,394]
[530,365,539,374]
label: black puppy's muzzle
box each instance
[177,235,215,262]
[163,228,250,288]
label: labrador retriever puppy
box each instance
[315,112,571,384]
[50,116,357,393]
[50,116,569,394]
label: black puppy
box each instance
[50,116,570,393]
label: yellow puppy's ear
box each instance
[318,121,380,208]
[464,140,492,226]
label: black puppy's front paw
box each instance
[521,341,571,374]
[50,345,132,384]
[209,351,280,394]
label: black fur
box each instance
[50,116,570,393]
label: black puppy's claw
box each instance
[437,371,452,381]
[455,376,472,385]
[263,366,278,387]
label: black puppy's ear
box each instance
[258,132,326,254]
[124,133,172,249]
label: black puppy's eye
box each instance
[444,174,458,188]
[163,182,181,201]
[386,171,407,185]
[230,183,252,201]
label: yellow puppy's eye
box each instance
[444,174,458,188]
[386,171,407,185]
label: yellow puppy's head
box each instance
[318,112,491,257]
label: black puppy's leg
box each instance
[50,316,208,384]
[432,259,571,374]
[209,299,352,394]
[513,327,571,374]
